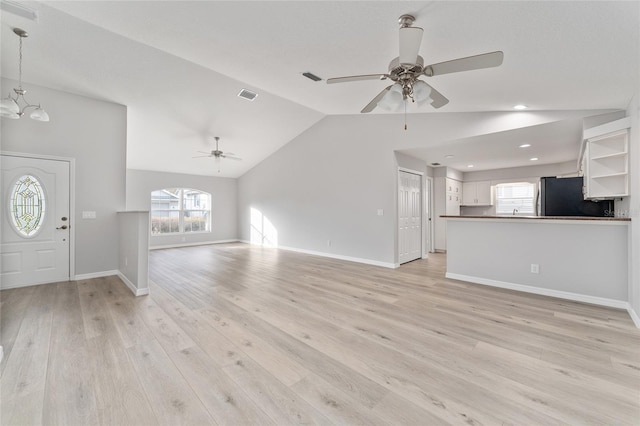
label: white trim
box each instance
[398,166,425,175]
[149,239,239,250]
[1,151,77,281]
[628,306,640,328]
[446,272,629,310]
[74,270,119,281]
[0,345,3,365]
[443,217,630,226]
[278,245,397,269]
[117,272,150,296]
[1,277,70,290]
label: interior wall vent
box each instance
[237,88,258,101]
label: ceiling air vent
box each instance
[237,88,258,101]
[431,162,441,166]
[302,72,322,82]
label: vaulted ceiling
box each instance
[1,1,638,176]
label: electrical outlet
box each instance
[531,264,539,274]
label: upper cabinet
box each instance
[582,117,630,200]
[461,181,492,206]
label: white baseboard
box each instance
[74,270,119,281]
[445,272,629,310]
[150,239,239,250]
[628,306,640,328]
[117,272,150,297]
[276,245,397,269]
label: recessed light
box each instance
[530,157,539,161]
[444,155,454,159]
[467,164,474,168]
[513,104,528,110]
[519,144,531,148]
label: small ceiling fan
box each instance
[327,14,504,113]
[194,137,242,161]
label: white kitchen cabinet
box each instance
[582,117,630,200]
[461,181,492,206]
[434,176,462,251]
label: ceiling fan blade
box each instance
[221,154,242,161]
[424,83,449,109]
[399,26,424,65]
[193,155,212,158]
[326,74,388,84]
[424,51,504,77]
[196,151,212,154]
[361,85,393,113]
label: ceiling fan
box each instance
[327,14,504,114]
[194,137,242,161]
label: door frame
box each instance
[1,151,76,282]
[425,176,434,256]
[397,167,425,263]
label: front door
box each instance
[1,154,71,289]
[398,170,422,264]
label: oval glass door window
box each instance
[10,175,46,237]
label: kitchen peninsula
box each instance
[443,215,630,308]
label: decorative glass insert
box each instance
[10,175,46,237]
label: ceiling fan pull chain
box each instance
[404,100,407,130]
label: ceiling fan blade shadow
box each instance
[424,51,504,77]
[399,26,424,64]
[424,83,449,108]
[326,74,388,84]
[361,85,393,113]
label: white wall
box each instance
[446,218,629,304]
[1,78,126,276]
[238,111,623,266]
[126,169,237,248]
[117,211,149,295]
[623,94,640,324]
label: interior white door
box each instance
[398,171,422,264]
[1,155,71,289]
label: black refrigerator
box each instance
[538,177,614,217]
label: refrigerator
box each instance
[538,176,614,217]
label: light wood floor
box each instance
[2,243,639,425]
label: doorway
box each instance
[398,170,422,264]
[1,154,73,289]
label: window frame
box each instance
[150,188,211,236]
[495,181,537,216]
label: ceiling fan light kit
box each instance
[0,28,49,122]
[326,14,503,122]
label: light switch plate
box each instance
[82,211,97,219]
[377,209,384,216]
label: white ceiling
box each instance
[1,1,638,176]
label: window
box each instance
[10,175,46,237]
[151,188,211,235]
[495,182,536,215]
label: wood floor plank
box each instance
[1,243,639,425]
[0,284,56,425]
[42,281,99,426]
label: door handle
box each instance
[56,225,68,230]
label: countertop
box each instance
[441,215,630,222]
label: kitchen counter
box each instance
[442,215,630,221]
[443,216,629,308]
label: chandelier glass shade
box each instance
[0,28,49,122]
[377,79,432,112]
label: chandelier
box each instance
[0,28,49,121]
